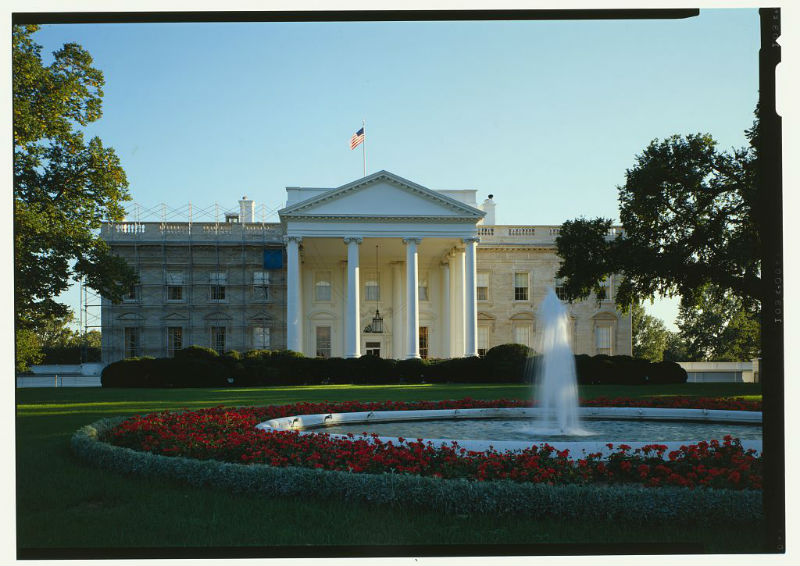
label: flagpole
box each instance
[362,119,366,177]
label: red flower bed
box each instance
[581,396,761,412]
[103,397,762,491]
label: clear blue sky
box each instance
[32,10,759,329]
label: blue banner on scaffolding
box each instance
[263,249,283,269]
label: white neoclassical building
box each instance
[280,170,486,360]
[100,170,631,363]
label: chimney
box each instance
[239,195,255,223]
[481,194,496,225]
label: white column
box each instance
[403,238,421,359]
[463,237,479,356]
[340,260,348,357]
[440,260,451,358]
[392,261,404,359]
[285,235,302,353]
[453,248,465,357]
[344,236,362,358]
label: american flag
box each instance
[350,127,365,150]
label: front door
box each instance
[364,339,381,357]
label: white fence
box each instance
[18,363,105,388]
[17,375,102,388]
[28,363,105,377]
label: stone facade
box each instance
[100,222,287,363]
[101,171,631,363]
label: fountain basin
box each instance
[255,407,762,459]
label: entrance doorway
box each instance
[364,340,381,357]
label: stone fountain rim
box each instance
[255,406,763,459]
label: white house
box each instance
[100,170,631,362]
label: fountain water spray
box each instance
[529,287,590,436]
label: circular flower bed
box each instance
[102,397,762,491]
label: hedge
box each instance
[41,345,102,364]
[101,344,687,388]
[70,416,761,523]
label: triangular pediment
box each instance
[204,311,233,322]
[117,312,145,321]
[162,312,189,322]
[279,171,485,220]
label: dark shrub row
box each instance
[101,343,686,388]
[41,345,102,364]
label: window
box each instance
[514,272,529,301]
[418,277,428,301]
[167,327,182,357]
[211,326,226,354]
[252,326,270,350]
[315,272,332,302]
[595,326,612,354]
[210,285,226,301]
[365,278,380,302]
[124,283,140,302]
[555,278,568,301]
[124,327,141,358]
[477,272,489,301]
[253,271,270,301]
[478,326,489,357]
[166,271,184,302]
[513,325,531,347]
[365,341,381,357]
[598,276,612,301]
[419,326,429,359]
[210,272,227,301]
[316,326,332,358]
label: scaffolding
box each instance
[121,200,282,224]
[101,201,288,363]
[78,279,102,362]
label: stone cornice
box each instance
[281,214,479,224]
[477,244,555,251]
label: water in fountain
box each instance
[526,287,592,437]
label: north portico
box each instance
[278,170,485,360]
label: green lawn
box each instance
[16,383,766,557]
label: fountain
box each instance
[528,287,591,437]
[256,288,762,458]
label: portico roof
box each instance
[278,170,485,224]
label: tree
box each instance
[15,330,43,373]
[37,312,80,347]
[676,284,760,361]
[555,113,761,311]
[13,25,136,369]
[631,303,670,362]
[662,331,689,363]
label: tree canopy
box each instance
[555,113,761,313]
[14,25,136,368]
[631,303,670,362]
[676,284,760,362]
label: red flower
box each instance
[102,398,762,491]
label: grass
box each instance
[16,382,767,557]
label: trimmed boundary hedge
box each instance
[71,416,761,523]
[101,344,687,388]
